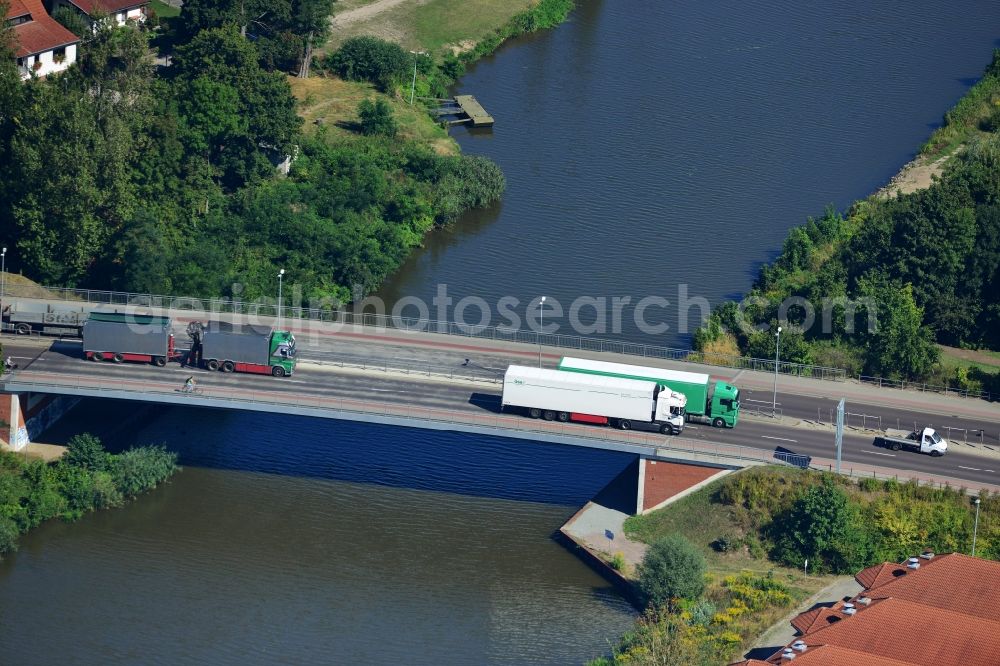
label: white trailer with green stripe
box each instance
[556,357,741,428]
[502,366,687,435]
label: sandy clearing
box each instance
[331,0,425,29]
[875,153,951,198]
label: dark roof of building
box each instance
[6,0,79,58]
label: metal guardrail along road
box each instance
[3,283,847,382]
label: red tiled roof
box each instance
[6,0,31,19]
[64,0,147,15]
[790,606,848,635]
[758,643,918,665]
[7,0,79,58]
[857,553,1000,621]
[794,597,1000,665]
[855,561,903,589]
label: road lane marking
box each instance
[760,435,797,443]
[864,451,896,457]
[746,399,781,405]
[959,466,982,471]
[986,470,996,474]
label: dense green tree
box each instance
[637,534,706,608]
[324,35,409,91]
[856,278,939,378]
[358,98,397,137]
[63,433,111,472]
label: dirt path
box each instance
[331,0,421,28]
[940,345,1000,368]
[875,153,951,198]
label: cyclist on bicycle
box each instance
[183,376,196,393]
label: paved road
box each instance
[6,336,1000,489]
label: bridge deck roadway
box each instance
[3,337,1000,492]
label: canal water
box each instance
[0,402,636,664]
[379,0,1000,347]
[5,1,1000,663]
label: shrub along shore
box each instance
[0,434,179,557]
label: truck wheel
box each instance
[221,361,235,373]
[661,423,676,435]
[528,408,541,419]
[92,352,104,362]
[206,359,220,371]
[619,420,631,431]
[112,354,124,363]
[14,323,30,335]
[557,412,569,422]
[891,442,901,451]
[930,450,943,457]
[153,356,166,367]
[712,417,725,428]
[543,410,555,421]
[271,366,286,377]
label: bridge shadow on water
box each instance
[42,398,636,507]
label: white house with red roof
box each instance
[51,0,148,27]
[5,0,79,79]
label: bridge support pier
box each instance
[0,391,79,452]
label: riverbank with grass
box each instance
[0,434,179,558]
[588,464,1000,664]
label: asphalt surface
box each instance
[5,334,1000,489]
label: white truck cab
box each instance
[876,427,948,457]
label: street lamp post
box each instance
[772,325,782,414]
[277,269,285,330]
[973,497,982,557]
[538,296,547,368]
[409,51,425,105]
[1,247,6,329]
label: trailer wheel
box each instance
[543,410,555,421]
[221,361,235,373]
[661,423,676,435]
[528,408,541,419]
[92,352,104,362]
[619,420,631,431]
[891,442,901,451]
[112,354,124,364]
[206,359,220,371]
[712,417,725,428]
[14,323,30,335]
[153,356,166,367]
[557,412,569,422]
[271,366,286,377]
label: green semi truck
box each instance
[556,356,741,428]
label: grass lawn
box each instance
[288,76,458,155]
[938,345,1000,375]
[149,0,180,19]
[325,0,537,52]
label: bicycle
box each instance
[177,385,204,396]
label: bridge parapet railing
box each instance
[7,373,998,492]
[2,283,847,382]
[3,372,810,469]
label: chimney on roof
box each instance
[791,640,807,653]
[842,602,856,616]
[920,551,935,560]
[857,596,872,606]
[907,557,920,570]
[780,648,796,660]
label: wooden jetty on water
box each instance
[421,95,495,127]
